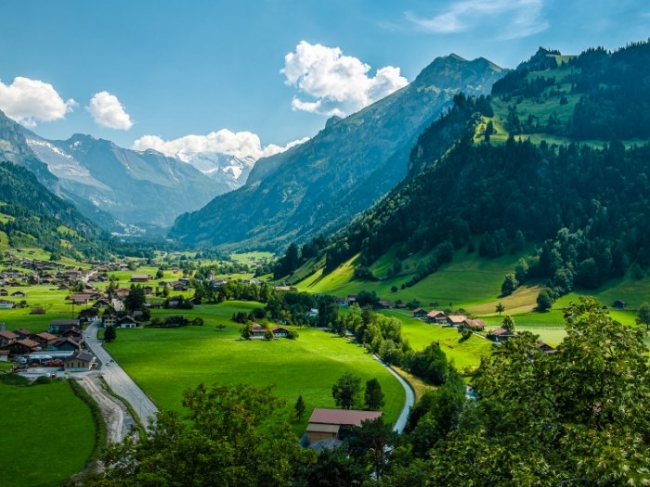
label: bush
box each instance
[33,375,52,385]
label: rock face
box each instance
[170,54,506,250]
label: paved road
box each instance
[85,320,158,428]
[372,354,415,433]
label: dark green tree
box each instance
[636,302,650,331]
[500,273,518,296]
[332,373,362,410]
[348,417,399,480]
[124,284,146,312]
[536,287,555,311]
[501,315,515,333]
[495,302,505,315]
[104,325,116,342]
[364,378,385,411]
[294,394,306,421]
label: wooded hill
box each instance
[0,161,151,260]
[281,40,650,303]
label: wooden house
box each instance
[0,330,18,348]
[64,350,96,371]
[426,310,448,324]
[306,408,382,445]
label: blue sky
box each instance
[0,0,648,159]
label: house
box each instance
[335,297,347,306]
[64,350,96,371]
[426,310,448,324]
[460,319,486,331]
[102,313,117,327]
[0,330,18,348]
[30,307,46,315]
[447,315,469,328]
[0,289,7,296]
[31,332,57,347]
[487,327,517,343]
[412,308,428,318]
[93,299,111,309]
[536,341,557,355]
[70,293,91,305]
[62,327,82,339]
[53,337,81,352]
[48,319,80,335]
[130,274,150,283]
[249,323,267,339]
[9,338,40,355]
[14,328,32,339]
[306,408,382,445]
[612,299,626,309]
[376,300,392,309]
[0,299,14,309]
[11,291,25,297]
[272,326,289,338]
[347,295,357,306]
[116,315,139,329]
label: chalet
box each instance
[536,341,557,355]
[31,332,57,347]
[131,274,151,283]
[102,313,117,327]
[48,320,80,335]
[53,337,81,352]
[30,307,46,315]
[93,299,111,309]
[189,296,202,306]
[64,350,96,371]
[62,327,82,339]
[116,316,139,329]
[335,297,347,306]
[115,288,130,299]
[9,338,40,355]
[143,286,154,295]
[249,323,267,339]
[612,299,626,309]
[447,315,469,328]
[147,301,163,309]
[376,300,392,309]
[272,326,289,338]
[426,310,448,324]
[487,327,517,343]
[0,330,18,348]
[0,289,7,296]
[14,328,32,339]
[11,291,25,297]
[0,299,14,309]
[70,293,91,305]
[306,408,382,445]
[78,308,99,322]
[412,308,428,318]
[461,319,486,331]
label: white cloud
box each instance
[406,0,548,39]
[0,77,75,127]
[132,129,309,161]
[87,91,133,130]
[282,41,409,117]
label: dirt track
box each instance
[76,374,132,443]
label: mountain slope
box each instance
[169,54,506,250]
[314,41,650,295]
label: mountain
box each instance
[174,151,255,190]
[0,161,111,260]
[169,54,506,250]
[312,41,650,297]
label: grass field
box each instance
[0,379,95,487]
[105,302,405,434]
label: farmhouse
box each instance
[487,327,517,342]
[0,299,14,309]
[272,326,289,338]
[460,319,486,331]
[70,293,91,305]
[9,338,40,355]
[306,408,382,445]
[30,332,57,347]
[249,323,267,339]
[14,328,32,339]
[0,330,18,348]
[447,315,469,328]
[48,319,80,334]
[131,274,151,283]
[64,350,96,371]
[53,337,81,352]
[412,308,428,318]
[426,310,448,324]
[116,315,139,329]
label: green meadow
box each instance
[0,379,95,487]
[105,302,405,433]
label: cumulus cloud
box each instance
[87,91,133,130]
[132,129,309,161]
[406,0,548,39]
[0,77,75,127]
[282,41,409,117]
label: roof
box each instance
[15,338,40,349]
[306,423,340,434]
[66,350,94,363]
[0,330,18,340]
[427,310,446,317]
[448,315,468,323]
[36,332,57,341]
[50,319,80,326]
[308,408,382,427]
[489,327,516,336]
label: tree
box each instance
[294,394,306,421]
[104,325,116,342]
[332,373,362,410]
[364,378,385,411]
[637,302,650,331]
[82,383,314,486]
[495,302,505,315]
[501,315,515,333]
[536,287,555,311]
[348,417,400,480]
[406,297,650,486]
[124,284,146,312]
[500,273,518,296]
[155,268,164,279]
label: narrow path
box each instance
[372,354,415,433]
[76,375,128,443]
[85,320,158,428]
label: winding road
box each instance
[372,354,415,433]
[85,320,158,428]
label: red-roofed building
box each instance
[306,408,382,445]
[0,330,18,348]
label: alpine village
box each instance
[3,11,650,487]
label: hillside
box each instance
[0,161,111,260]
[169,54,506,250]
[290,41,650,312]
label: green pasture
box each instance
[0,379,95,487]
[106,303,405,433]
[379,310,492,371]
[229,251,274,264]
